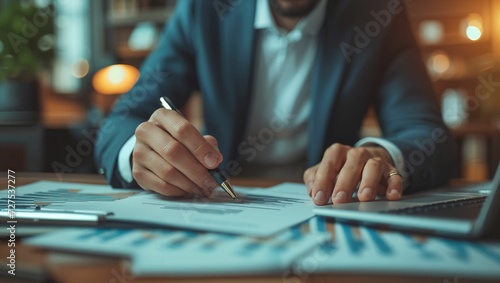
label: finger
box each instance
[151,109,222,169]
[135,121,218,191]
[311,144,348,205]
[204,135,219,151]
[332,147,371,204]
[303,165,319,197]
[357,157,385,202]
[132,164,189,197]
[385,170,403,201]
[133,142,210,196]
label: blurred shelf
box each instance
[451,120,500,137]
[432,77,477,83]
[116,46,153,59]
[418,40,491,49]
[451,120,500,180]
[42,112,87,129]
[406,0,491,19]
[108,8,173,27]
[103,0,176,67]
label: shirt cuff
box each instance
[118,135,136,184]
[355,137,408,190]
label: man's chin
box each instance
[269,0,320,18]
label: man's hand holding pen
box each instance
[133,106,224,197]
[133,97,238,199]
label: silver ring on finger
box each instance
[386,171,402,181]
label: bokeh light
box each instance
[463,13,483,41]
[71,58,90,78]
[92,64,140,95]
[428,51,451,76]
[466,26,482,41]
[419,20,444,45]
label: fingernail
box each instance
[307,182,313,196]
[360,187,375,198]
[314,191,325,203]
[390,189,401,198]
[203,178,217,190]
[204,154,218,168]
[334,191,347,202]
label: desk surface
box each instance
[0,172,497,283]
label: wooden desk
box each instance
[0,172,496,283]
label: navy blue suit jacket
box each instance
[95,0,453,193]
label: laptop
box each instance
[313,163,500,239]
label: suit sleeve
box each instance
[374,7,454,193]
[94,0,199,188]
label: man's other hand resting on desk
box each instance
[304,144,403,205]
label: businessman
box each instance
[95,0,453,205]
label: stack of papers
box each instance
[25,219,330,276]
[26,218,500,278]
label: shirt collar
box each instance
[254,0,327,36]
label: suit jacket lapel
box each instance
[308,0,350,165]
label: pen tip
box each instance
[221,181,239,200]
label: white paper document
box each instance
[6,181,314,236]
[25,219,330,276]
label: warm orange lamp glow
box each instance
[92,64,140,95]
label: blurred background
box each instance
[0,0,499,183]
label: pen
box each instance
[160,96,239,200]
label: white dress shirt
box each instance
[118,0,407,186]
[236,0,326,178]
